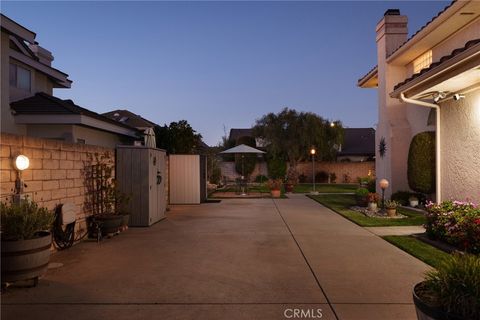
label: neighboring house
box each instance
[103,109,157,132]
[11,93,140,148]
[336,128,375,162]
[1,14,140,148]
[228,128,266,148]
[358,3,480,202]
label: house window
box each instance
[413,50,432,74]
[9,63,31,91]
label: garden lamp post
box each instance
[379,178,389,210]
[310,147,318,195]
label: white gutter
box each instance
[400,92,441,203]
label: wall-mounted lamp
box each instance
[453,93,465,101]
[13,154,29,203]
[433,91,447,103]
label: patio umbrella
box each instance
[219,144,266,179]
[144,127,156,148]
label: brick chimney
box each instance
[29,44,54,66]
[376,9,408,57]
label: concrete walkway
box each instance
[2,194,429,320]
[365,226,426,236]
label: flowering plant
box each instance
[425,200,480,253]
[367,193,379,203]
[267,179,283,191]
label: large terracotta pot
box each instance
[1,231,52,285]
[386,208,397,217]
[271,190,281,198]
[413,282,462,320]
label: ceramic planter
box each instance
[271,190,281,198]
[410,199,419,207]
[1,231,52,286]
[368,202,378,211]
[96,214,123,235]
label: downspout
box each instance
[400,92,441,203]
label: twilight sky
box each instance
[2,1,449,145]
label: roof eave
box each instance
[0,14,36,43]
[358,66,378,88]
[390,42,480,99]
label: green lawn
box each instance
[309,194,426,226]
[293,183,357,193]
[383,235,450,269]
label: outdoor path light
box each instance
[13,154,30,203]
[310,147,318,195]
[379,178,389,210]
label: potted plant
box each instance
[284,168,299,193]
[413,253,480,320]
[409,196,419,208]
[367,193,379,211]
[384,200,398,217]
[267,179,283,198]
[1,200,55,287]
[355,187,369,206]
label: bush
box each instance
[267,156,287,179]
[298,173,307,183]
[330,172,337,183]
[425,200,480,253]
[408,131,435,194]
[355,187,369,197]
[209,166,222,184]
[422,253,480,319]
[315,171,329,183]
[254,174,268,183]
[367,179,376,192]
[0,200,55,240]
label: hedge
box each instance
[408,131,435,194]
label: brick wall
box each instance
[220,160,375,183]
[0,133,115,235]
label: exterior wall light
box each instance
[13,154,30,203]
[453,93,465,101]
[433,91,447,103]
[14,154,30,171]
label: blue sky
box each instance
[2,1,449,145]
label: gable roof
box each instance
[103,109,157,129]
[228,128,253,141]
[11,93,141,137]
[338,128,376,157]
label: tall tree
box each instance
[253,108,343,169]
[154,120,202,154]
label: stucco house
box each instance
[1,14,140,148]
[358,2,480,203]
[336,128,375,162]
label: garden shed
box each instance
[169,154,207,204]
[116,146,167,226]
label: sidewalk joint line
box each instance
[271,199,340,320]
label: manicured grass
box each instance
[383,235,450,269]
[293,183,357,194]
[309,194,426,226]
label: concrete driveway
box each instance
[2,194,428,320]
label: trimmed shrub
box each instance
[254,174,268,183]
[267,156,287,179]
[408,131,435,194]
[315,171,329,183]
[367,179,376,192]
